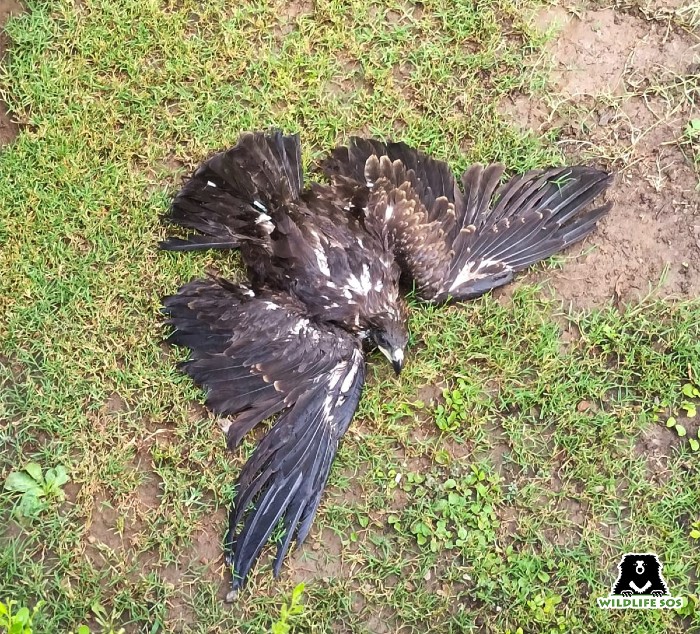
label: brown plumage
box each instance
[161,130,612,592]
[322,137,612,302]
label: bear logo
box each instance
[610,553,669,597]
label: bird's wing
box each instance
[321,137,462,221]
[436,164,612,302]
[160,132,395,326]
[161,130,302,252]
[162,278,365,589]
[322,138,612,302]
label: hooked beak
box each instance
[379,346,404,375]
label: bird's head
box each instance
[368,318,409,375]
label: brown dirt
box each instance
[103,391,128,415]
[503,7,700,309]
[634,410,699,479]
[274,0,313,37]
[80,481,230,629]
[0,0,21,146]
[414,383,444,406]
[288,527,346,584]
[634,423,678,482]
[85,496,125,555]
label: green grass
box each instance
[0,0,699,632]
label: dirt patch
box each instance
[414,383,444,406]
[0,0,22,146]
[102,391,128,415]
[498,505,520,541]
[0,353,23,385]
[82,466,164,562]
[274,0,314,37]
[324,54,369,101]
[634,414,699,481]
[634,423,676,482]
[189,514,227,569]
[282,0,313,20]
[538,8,693,98]
[503,7,700,309]
[485,440,516,482]
[288,527,345,584]
[80,488,230,628]
[544,496,588,547]
[85,496,124,555]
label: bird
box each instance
[160,130,613,593]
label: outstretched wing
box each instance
[163,278,365,589]
[322,139,612,302]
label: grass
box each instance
[0,0,698,632]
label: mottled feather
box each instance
[322,138,612,301]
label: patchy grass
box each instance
[0,0,698,633]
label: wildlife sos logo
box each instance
[597,553,684,609]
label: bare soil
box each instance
[503,7,699,309]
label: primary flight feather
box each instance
[160,130,612,592]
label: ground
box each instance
[0,0,698,633]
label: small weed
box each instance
[526,591,563,625]
[690,521,700,540]
[3,462,69,518]
[270,583,305,634]
[434,378,480,433]
[72,602,126,634]
[68,624,123,634]
[685,119,700,142]
[0,599,41,634]
[676,594,698,619]
[389,464,501,553]
[655,382,700,451]
[681,119,700,168]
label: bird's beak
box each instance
[378,346,404,375]
[391,348,404,375]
